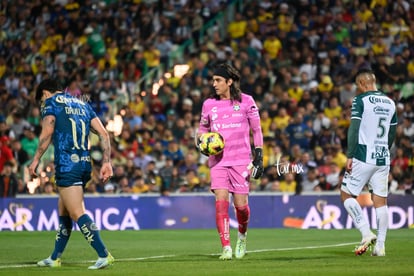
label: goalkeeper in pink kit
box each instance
[197,63,264,260]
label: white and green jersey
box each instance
[347,91,397,166]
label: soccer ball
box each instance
[198,132,225,156]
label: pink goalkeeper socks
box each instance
[235,204,250,235]
[216,200,230,247]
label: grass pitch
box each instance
[0,228,413,275]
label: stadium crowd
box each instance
[0,0,414,197]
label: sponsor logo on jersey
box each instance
[368,96,392,105]
[71,154,80,163]
[56,95,86,105]
[373,106,390,115]
[371,146,389,159]
[70,154,90,163]
[211,106,218,121]
[200,118,208,125]
[221,122,242,129]
[41,105,52,115]
[232,113,243,117]
[212,123,220,131]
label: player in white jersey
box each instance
[341,69,397,256]
[197,63,263,260]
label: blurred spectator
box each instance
[312,110,331,135]
[159,157,177,195]
[391,148,409,171]
[263,32,282,63]
[174,17,191,45]
[27,106,42,134]
[117,176,132,194]
[314,125,341,151]
[84,25,106,59]
[400,174,413,194]
[163,140,184,166]
[9,109,31,139]
[255,174,272,192]
[43,182,57,195]
[131,176,149,194]
[85,182,100,195]
[104,182,116,194]
[133,146,154,171]
[0,116,15,139]
[0,161,18,197]
[273,107,291,132]
[178,149,198,176]
[144,161,161,192]
[389,54,408,85]
[331,144,347,170]
[123,105,143,132]
[325,162,341,190]
[285,113,313,150]
[314,173,332,191]
[401,116,414,139]
[260,110,272,137]
[0,136,15,173]
[184,169,202,192]
[227,12,247,42]
[324,96,342,120]
[278,172,297,193]
[10,139,30,172]
[20,125,38,159]
[287,79,304,102]
[300,167,320,193]
[388,173,399,194]
[128,93,145,117]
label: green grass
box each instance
[0,229,413,275]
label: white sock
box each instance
[375,205,388,245]
[344,198,371,237]
[238,232,246,240]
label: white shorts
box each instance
[341,159,389,197]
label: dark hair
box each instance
[211,63,242,102]
[354,68,375,82]
[4,160,14,167]
[35,79,61,101]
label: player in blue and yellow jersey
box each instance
[28,79,114,269]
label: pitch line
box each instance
[0,242,357,269]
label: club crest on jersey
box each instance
[233,104,240,111]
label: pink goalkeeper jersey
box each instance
[199,93,263,168]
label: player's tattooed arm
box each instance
[34,115,55,160]
[100,133,111,163]
[91,117,111,163]
[29,115,55,177]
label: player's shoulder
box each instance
[357,91,377,101]
[240,93,257,107]
[203,97,226,108]
[360,91,394,103]
[241,93,254,101]
[203,97,216,105]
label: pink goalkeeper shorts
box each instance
[210,165,251,194]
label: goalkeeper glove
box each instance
[251,147,264,179]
